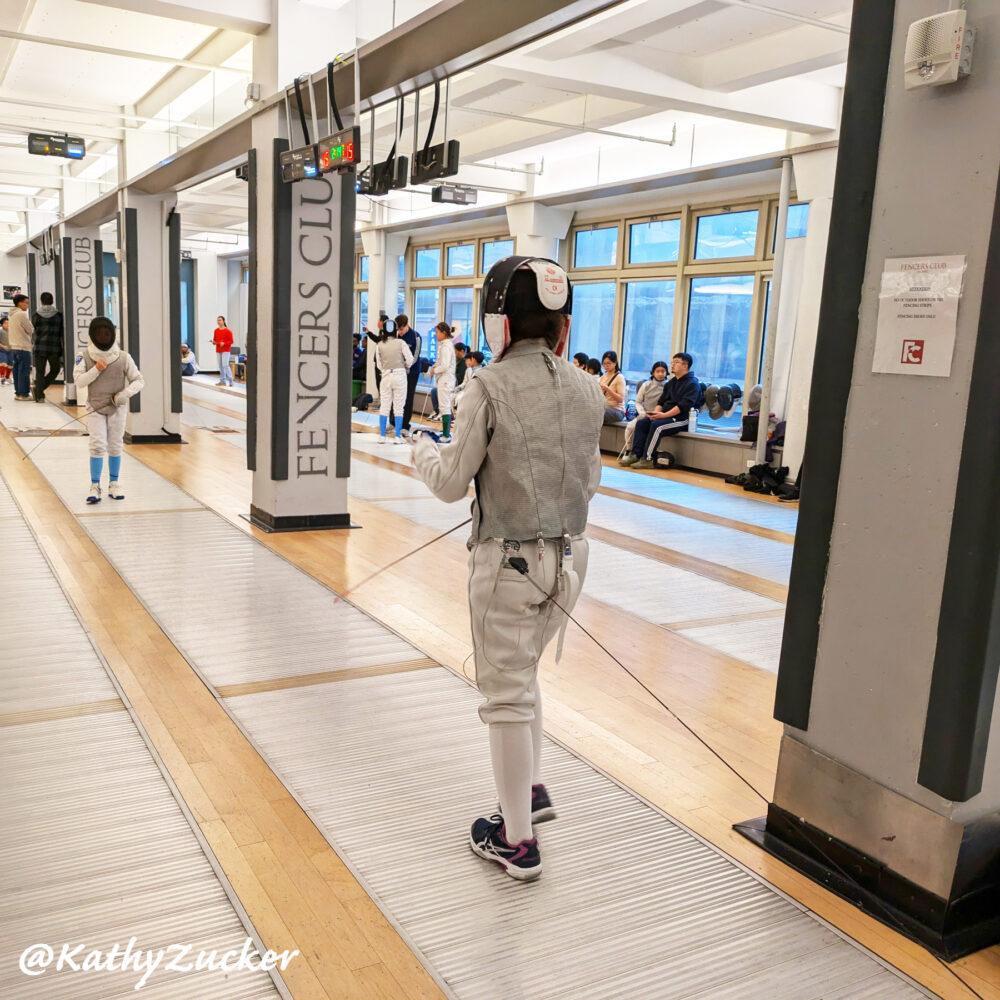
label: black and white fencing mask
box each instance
[480,256,572,361]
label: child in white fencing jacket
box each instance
[413,257,604,881]
[73,317,144,504]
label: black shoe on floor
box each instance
[529,783,556,823]
[469,814,541,881]
[497,783,557,824]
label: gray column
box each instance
[248,107,355,531]
[737,0,1000,961]
[118,189,181,444]
[59,225,101,404]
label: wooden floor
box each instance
[2,388,998,1000]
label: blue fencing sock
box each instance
[108,455,121,480]
[379,415,388,436]
[394,416,403,438]
[89,456,103,484]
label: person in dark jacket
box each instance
[620,353,699,468]
[395,313,422,434]
[32,291,63,403]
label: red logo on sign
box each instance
[901,339,924,365]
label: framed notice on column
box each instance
[872,255,966,376]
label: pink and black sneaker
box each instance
[497,783,557,824]
[469,815,541,881]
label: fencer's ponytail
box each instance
[435,322,454,338]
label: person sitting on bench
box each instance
[620,352,699,469]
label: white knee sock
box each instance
[530,686,544,786]
[489,723,533,844]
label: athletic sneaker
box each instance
[86,484,102,504]
[14,395,31,401]
[377,436,386,445]
[108,481,124,500]
[632,458,654,469]
[428,411,440,420]
[440,435,452,443]
[498,783,557,824]
[469,815,541,881]
[391,437,403,445]
[619,453,638,467]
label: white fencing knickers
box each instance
[379,369,407,417]
[87,407,127,457]
[436,373,456,417]
[468,534,589,725]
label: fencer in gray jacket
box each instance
[413,256,604,881]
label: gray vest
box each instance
[377,338,409,370]
[82,353,128,415]
[470,339,604,543]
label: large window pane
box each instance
[628,220,681,264]
[574,227,618,268]
[359,255,370,282]
[772,203,810,250]
[447,244,475,276]
[415,247,440,279]
[445,286,474,344]
[399,255,405,281]
[685,274,755,432]
[358,290,368,332]
[570,282,616,362]
[398,287,406,316]
[413,288,440,386]
[622,280,675,383]
[694,210,759,260]
[481,239,513,273]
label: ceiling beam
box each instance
[78,0,270,36]
[700,14,850,91]
[492,50,841,133]
[0,28,248,73]
[134,29,251,124]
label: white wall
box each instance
[190,249,225,370]
[0,253,26,306]
[781,146,838,478]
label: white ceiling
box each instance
[0,0,852,250]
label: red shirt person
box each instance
[213,315,235,386]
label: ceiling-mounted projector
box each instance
[904,9,975,90]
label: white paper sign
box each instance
[872,255,966,377]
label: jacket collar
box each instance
[87,342,121,365]
[495,338,550,361]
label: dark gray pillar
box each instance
[248,108,354,532]
[737,0,1000,961]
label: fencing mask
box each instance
[480,256,572,362]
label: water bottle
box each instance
[689,407,698,433]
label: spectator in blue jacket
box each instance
[621,353,699,468]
